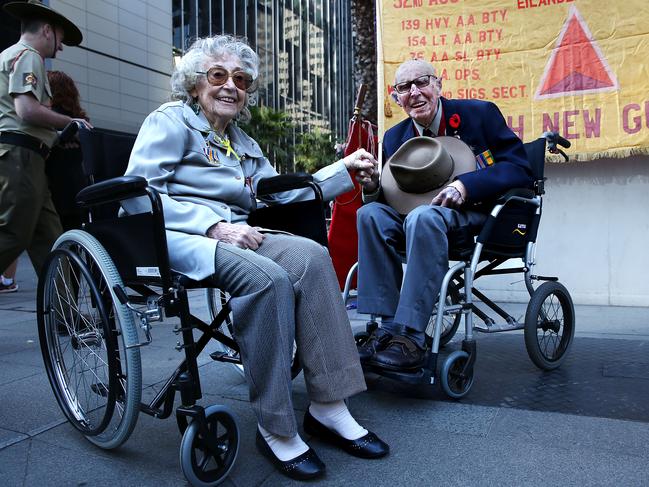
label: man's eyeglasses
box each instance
[195,67,257,92]
[393,74,436,94]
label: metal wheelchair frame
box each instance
[347,132,575,398]
[37,160,324,486]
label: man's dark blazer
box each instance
[383,97,532,206]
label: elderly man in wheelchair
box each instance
[36,34,388,486]
[353,59,574,396]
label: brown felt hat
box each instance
[4,0,83,46]
[381,136,476,214]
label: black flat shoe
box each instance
[303,410,389,459]
[255,429,326,480]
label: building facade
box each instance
[172,0,354,139]
[1,0,354,140]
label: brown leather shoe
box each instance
[357,328,393,363]
[369,335,426,371]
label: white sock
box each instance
[1,275,13,286]
[309,400,368,441]
[258,424,309,461]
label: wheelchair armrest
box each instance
[76,175,149,207]
[257,174,323,201]
[476,188,540,245]
[495,188,536,204]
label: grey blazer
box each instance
[123,101,353,280]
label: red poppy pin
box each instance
[448,113,461,138]
[449,114,460,129]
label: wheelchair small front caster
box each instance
[179,405,240,486]
[440,350,474,399]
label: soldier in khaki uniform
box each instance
[0,0,90,276]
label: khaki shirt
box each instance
[0,41,56,147]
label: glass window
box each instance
[171,0,353,140]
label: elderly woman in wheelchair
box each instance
[36,34,387,485]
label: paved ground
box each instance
[1,253,649,486]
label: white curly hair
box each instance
[170,35,259,122]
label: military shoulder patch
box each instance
[23,72,37,87]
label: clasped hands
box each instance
[342,149,379,193]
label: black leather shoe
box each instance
[255,429,325,480]
[304,410,389,459]
[369,335,426,370]
[357,328,393,363]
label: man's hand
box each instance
[206,222,265,250]
[431,181,467,209]
[342,149,379,193]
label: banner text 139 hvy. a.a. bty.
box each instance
[378,0,649,161]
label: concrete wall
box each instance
[49,0,172,134]
[478,154,649,307]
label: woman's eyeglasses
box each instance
[196,67,257,92]
[393,74,436,94]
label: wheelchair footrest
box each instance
[209,351,242,365]
[532,275,559,282]
[474,321,524,333]
[363,363,435,385]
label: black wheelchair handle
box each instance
[57,120,80,144]
[542,131,571,149]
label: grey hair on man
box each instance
[394,59,437,81]
[170,34,259,121]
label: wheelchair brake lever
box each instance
[121,293,164,348]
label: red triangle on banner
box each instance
[536,6,618,99]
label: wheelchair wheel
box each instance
[38,230,142,450]
[440,350,474,399]
[524,281,575,370]
[426,281,462,347]
[206,289,301,379]
[180,405,239,486]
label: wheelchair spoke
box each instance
[536,291,567,360]
[45,251,115,430]
[38,233,142,448]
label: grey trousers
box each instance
[356,202,487,346]
[211,233,366,436]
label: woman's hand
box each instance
[342,149,379,193]
[206,222,265,250]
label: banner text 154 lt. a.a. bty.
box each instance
[379,0,649,161]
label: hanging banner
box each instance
[378,0,649,161]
